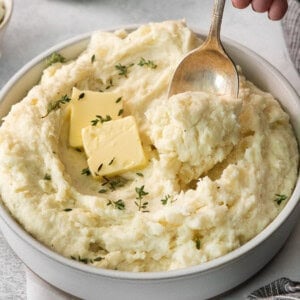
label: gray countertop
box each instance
[0,0,299,299]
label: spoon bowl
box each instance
[169,0,239,98]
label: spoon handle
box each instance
[207,0,226,47]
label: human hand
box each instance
[231,0,288,20]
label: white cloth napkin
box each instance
[282,0,300,73]
[26,268,78,300]
[247,277,300,299]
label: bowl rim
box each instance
[0,0,13,30]
[0,24,299,281]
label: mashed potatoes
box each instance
[0,21,298,272]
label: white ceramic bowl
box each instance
[0,27,299,300]
[0,0,13,55]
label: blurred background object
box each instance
[0,0,13,57]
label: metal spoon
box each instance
[168,0,239,98]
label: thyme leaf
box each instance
[109,178,126,190]
[43,173,51,181]
[101,176,128,191]
[161,194,171,205]
[81,167,91,176]
[94,256,103,262]
[118,109,124,116]
[274,194,287,205]
[71,255,103,264]
[115,97,122,103]
[78,256,88,264]
[195,239,201,250]
[42,94,71,118]
[108,157,115,166]
[105,78,113,90]
[150,144,157,151]
[138,57,157,69]
[97,163,103,172]
[78,92,85,100]
[135,185,149,212]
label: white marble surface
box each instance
[0,0,299,299]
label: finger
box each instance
[232,0,252,9]
[268,0,288,20]
[251,0,273,12]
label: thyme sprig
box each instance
[46,52,66,67]
[274,194,287,205]
[107,199,126,210]
[42,94,71,118]
[138,57,157,69]
[115,63,134,77]
[101,176,128,191]
[70,255,103,264]
[91,114,112,126]
[135,185,149,212]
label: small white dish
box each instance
[0,0,13,57]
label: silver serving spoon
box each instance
[169,0,239,98]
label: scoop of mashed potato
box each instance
[146,92,241,185]
[0,20,298,272]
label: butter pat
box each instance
[69,88,123,147]
[82,116,147,177]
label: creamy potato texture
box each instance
[0,21,298,271]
